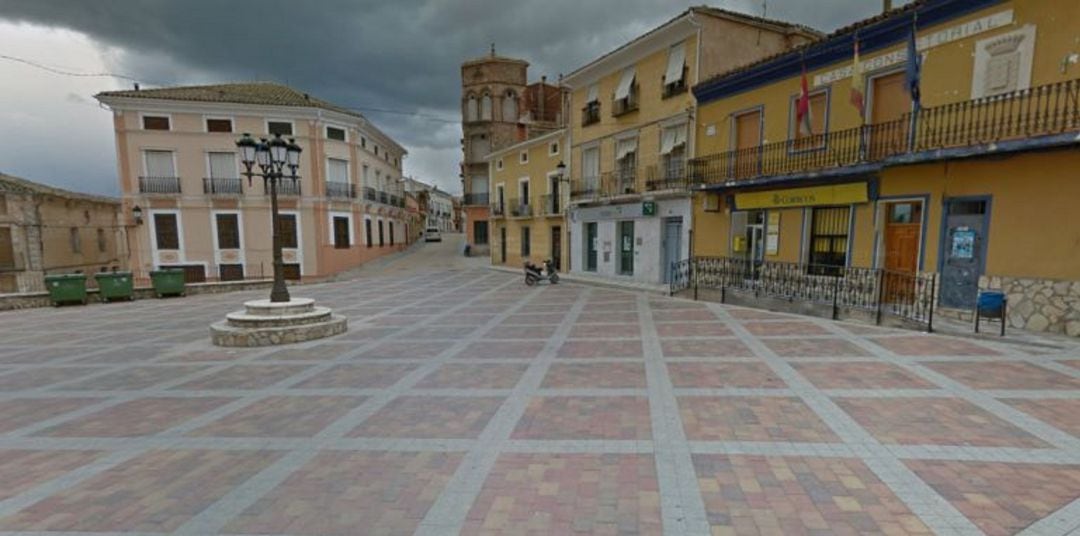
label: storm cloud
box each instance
[0,0,908,195]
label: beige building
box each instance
[565,7,819,285]
[95,82,410,283]
[0,173,125,293]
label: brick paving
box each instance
[0,266,1077,535]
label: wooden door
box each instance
[733,110,761,180]
[868,72,909,159]
[883,201,922,302]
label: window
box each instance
[277,214,298,248]
[389,221,395,246]
[502,90,518,122]
[69,227,81,254]
[365,218,373,247]
[268,121,293,136]
[153,213,179,250]
[206,118,232,132]
[362,164,370,186]
[519,151,528,164]
[208,152,236,179]
[327,158,349,183]
[332,216,350,248]
[0,227,14,269]
[374,145,379,156]
[480,93,492,120]
[613,68,638,116]
[618,220,634,275]
[549,141,559,156]
[378,220,385,246]
[144,150,175,178]
[495,158,503,171]
[888,202,922,224]
[659,125,687,182]
[582,84,600,126]
[219,264,244,281]
[615,138,637,191]
[470,134,490,162]
[215,213,241,249]
[466,95,478,121]
[326,126,346,141]
[474,220,489,245]
[520,226,530,257]
[663,42,687,98]
[808,207,850,276]
[790,90,828,150]
[361,137,367,149]
[582,146,600,190]
[283,263,301,280]
[142,115,170,130]
[97,228,107,253]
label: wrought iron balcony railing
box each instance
[265,180,301,196]
[644,163,689,192]
[612,86,639,117]
[203,177,243,195]
[138,176,181,194]
[541,194,562,215]
[463,193,490,206]
[570,170,640,202]
[363,186,377,201]
[490,202,506,217]
[509,198,533,218]
[325,181,356,199]
[688,78,1080,186]
[581,103,601,126]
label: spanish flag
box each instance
[850,38,865,120]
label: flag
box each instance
[905,20,922,110]
[796,62,813,136]
[849,38,865,120]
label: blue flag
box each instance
[905,23,921,109]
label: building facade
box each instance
[95,82,409,283]
[488,129,569,269]
[689,0,1080,335]
[0,173,125,294]
[565,7,819,286]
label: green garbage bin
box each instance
[44,274,88,306]
[150,269,186,298]
[95,272,134,302]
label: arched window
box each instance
[480,93,492,120]
[465,95,478,122]
[502,90,518,122]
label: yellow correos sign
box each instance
[735,182,868,210]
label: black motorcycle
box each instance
[524,259,559,286]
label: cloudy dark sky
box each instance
[0,0,908,196]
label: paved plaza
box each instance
[0,264,1078,535]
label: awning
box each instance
[615,138,637,160]
[614,67,636,100]
[660,125,687,155]
[585,84,598,104]
[664,42,686,85]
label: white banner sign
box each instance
[813,9,1014,87]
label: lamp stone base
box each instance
[210,298,347,347]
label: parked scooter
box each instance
[524,259,559,286]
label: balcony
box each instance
[509,198,533,218]
[266,180,301,196]
[644,162,689,192]
[363,186,377,201]
[570,170,640,202]
[689,78,1080,186]
[491,202,506,218]
[203,177,243,195]
[138,176,181,194]
[541,194,562,216]
[378,191,389,204]
[612,87,639,117]
[325,181,357,199]
[581,102,601,126]
[463,193,490,206]
[662,66,689,99]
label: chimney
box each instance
[133,82,140,91]
[539,76,546,121]
[883,0,892,12]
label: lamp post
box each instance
[237,132,302,303]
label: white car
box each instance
[425,227,442,242]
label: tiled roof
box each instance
[95,82,363,120]
[692,6,822,37]
[0,173,119,205]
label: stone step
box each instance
[242,298,316,317]
[225,306,335,329]
[211,314,347,347]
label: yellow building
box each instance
[565,7,819,286]
[488,130,569,270]
[689,0,1080,335]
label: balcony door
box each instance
[732,110,762,180]
[868,71,909,159]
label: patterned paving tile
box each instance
[189,396,367,437]
[512,396,652,440]
[431,313,499,326]
[567,323,642,339]
[651,309,720,322]
[576,311,639,324]
[660,339,755,358]
[742,320,831,336]
[906,460,1080,536]
[655,322,733,338]
[792,362,938,389]
[925,361,1080,390]
[355,341,449,359]
[163,348,255,362]
[259,343,356,361]
[1059,359,1080,370]
[455,340,547,359]
[487,325,559,340]
[0,366,103,390]
[763,337,873,358]
[349,396,504,439]
[408,326,472,340]
[694,454,931,535]
[0,449,103,501]
[0,346,94,364]
[57,365,208,391]
[727,308,794,320]
[36,397,234,437]
[867,335,1002,356]
[225,451,462,536]
[542,362,647,389]
[668,362,786,389]
[293,363,418,389]
[1002,398,1080,437]
[836,397,1049,447]
[556,339,643,359]
[463,453,661,535]
[679,396,839,443]
[0,449,280,533]
[172,364,309,390]
[499,312,566,325]
[416,363,529,389]
[0,397,103,433]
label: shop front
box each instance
[569,197,691,285]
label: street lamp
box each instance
[236,132,301,303]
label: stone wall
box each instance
[0,279,273,312]
[980,275,1080,337]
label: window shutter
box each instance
[586,84,599,104]
[145,151,175,177]
[216,214,240,249]
[328,159,348,183]
[153,214,179,250]
[208,152,235,179]
[664,43,686,85]
[614,68,636,100]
